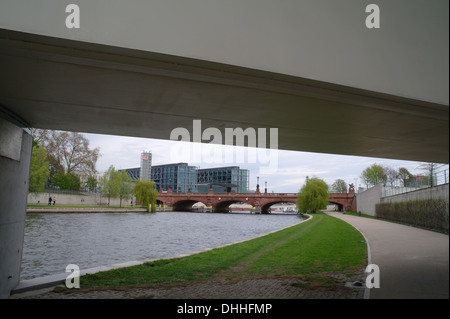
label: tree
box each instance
[52,172,81,191]
[331,179,347,193]
[398,167,414,187]
[34,129,100,175]
[385,167,399,186]
[117,170,133,208]
[86,176,98,193]
[133,180,159,212]
[297,177,329,214]
[29,141,50,193]
[417,163,445,187]
[360,163,387,187]
[100,165,120,206]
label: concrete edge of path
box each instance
[325,212,373,299]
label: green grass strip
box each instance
[79,213,367,289]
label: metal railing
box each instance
[382,169,449,197]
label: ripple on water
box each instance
[20,211,303,280]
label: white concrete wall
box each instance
[356,183,382,216]
[0,0,448,105]
[27,192,135,207]
[381,184,449,203]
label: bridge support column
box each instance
[0,115,33,298]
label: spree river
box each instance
[21,211,304,280]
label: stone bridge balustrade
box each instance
[157,188,356,213]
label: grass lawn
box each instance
[78,213,367,290]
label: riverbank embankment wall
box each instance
[356,183,449,216]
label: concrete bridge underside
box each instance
[0,28,448,163]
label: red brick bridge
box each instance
[157,186,356,213]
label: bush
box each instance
[376,198,449,233]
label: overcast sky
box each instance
[84,132,447,193]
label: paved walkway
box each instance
[327,212,449,299]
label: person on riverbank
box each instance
[48,196,52,205]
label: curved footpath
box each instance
[326,212,449,299]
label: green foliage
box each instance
[85,176,98,193]
[29,142,50,193]
[51,172,81,191]
[297,177,329,214]
[331,179,347,193]
[100,165,133,207]
[398,167,414,186]
[360,163,387,187]
[117,170,133,207]
[133,180,158,212]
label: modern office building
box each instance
[123,152,249,193]
[151,163,197,192]
[140,151,152,181]
[124,167,140,181]
[197,166,249,193]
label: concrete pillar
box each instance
[0,116,33,298]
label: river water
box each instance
[21,211,304,280]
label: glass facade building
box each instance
[122,152,249,193]
[197,166,249,193]
[151,163,197,192]
[124,167,140,181]
[140,152,152,181]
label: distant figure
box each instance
[53,198,56,206]
[48,196,52,205]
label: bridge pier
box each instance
[0,114,33,298]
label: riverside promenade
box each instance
[327,212,449,299]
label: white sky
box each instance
[84,132,447,193]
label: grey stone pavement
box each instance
[9,212,448,299]
[10,272,366,299]
[327,212,449,299]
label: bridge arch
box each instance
[328,201,344,211]
[213,200,249,213]
[261,200,297,214]
[172,200,206,212]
